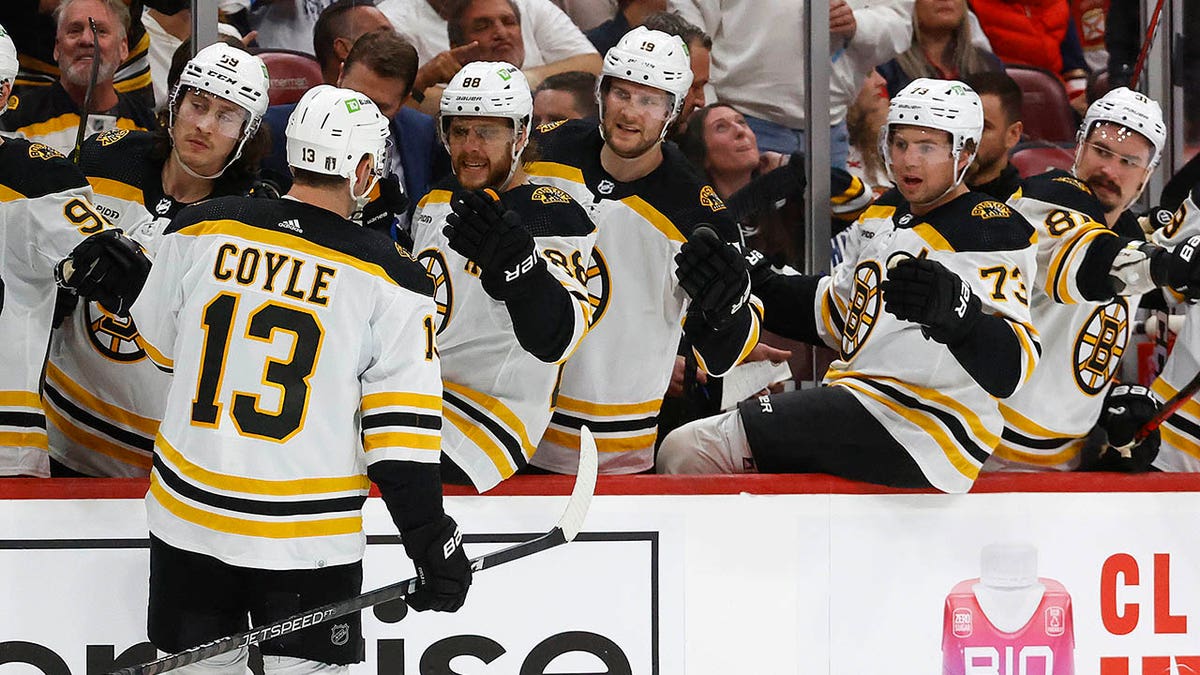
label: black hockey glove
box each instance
[880,256,981,345]
[444,189,545,301]
[52,287,78,329]
[1148,235,1200,299]
[675,226,751,330]
[362,174,410,237]
[1082,384,1161,472]
[55,229,151,317]
[401,514,472,612]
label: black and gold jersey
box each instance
[1,81,158,156]
[130,196,443,569]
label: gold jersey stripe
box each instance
[526,161,586,186]
[998,401,1073,439]
[45,362,160,436]
[1160,425,1200,460]
[911,223,954,252]
[990,438,1083,466]
[155,433,370,495]
[362,431,440,453]
[1049,226,1107,304]
[541,426,658,453]
[362,392,443,414]
[444,381,536,455]
[149,474,363,539]
[44,404,152,470]
[828,371,998,447]
[88,176,144,206]
[620,194,686,243]
[0,431,49,450]
[137,334,174,371]
[418,189,452,209]
[554,395,661,417]
[0,390,44,409]
[0,184,26,201]
[445,408,517,480]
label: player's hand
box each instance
[362,174,409,237]
[444,189,544,300]
[880,256,981,345]
[402,514,472,612]
[55,229,151,317]
[1149,235,1200,298]
[1083,384,1160,472]
[676,226,751,330]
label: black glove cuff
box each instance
[402,514,457,561]
[923,292,983,346]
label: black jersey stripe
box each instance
[1164,410,1200,441]
[153,455,367,517]
[0,411,47,430]
[1000,427,1077,450]
[550,411,659,433]
[362,411,442,432]
[854,379,993,464]
[43,385,153,451]
[443,390,527,470]
[825,292,845,335]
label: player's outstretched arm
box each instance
[880,257,1035,398]
[54,228,151,317]
[444,189,579,362]
[740,248,824,345]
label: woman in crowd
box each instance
[876,0,1001,97]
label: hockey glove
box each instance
[1083,384,1161,472]
[1148,235,1200,299]
[401,514,472,612]
[362,174,410,237]
[444,189,545,301]
[880,256,981,345]
[55,229,151,317]
[675,226,751,330]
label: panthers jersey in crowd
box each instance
[989,171,1140,470]
[412,180,595,490]
[130,196,443,570]
[45,129,212,477]
[1150,185,1200,471]
[525,120,762,474]
[0,138,112,477]
[815,190,1040,493]
[0,81,158,155]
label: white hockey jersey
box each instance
[1149,186,1200,471]
[411,182,595,490]
[0,138,112,477]
[817,190,1040,493]
[130,196,443,570]
[525,120,761,474]
[45,130,205,477]
[988,171,1141,470]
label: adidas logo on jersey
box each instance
[277,219,303,234]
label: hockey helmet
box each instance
[598,26,693,136]
[286,85,390,207]
[0,23,16,87]
[173,43,270,136]
[438,61,533,154]
[880,77,984,187]
[1077,87,1166,169]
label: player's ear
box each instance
[353,154,374,197]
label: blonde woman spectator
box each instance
[876,0,1002,98]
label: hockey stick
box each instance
[72,16,101,165]
[108,427,600,675]
[1129,0,1168,90]
[1134,369,1200,443]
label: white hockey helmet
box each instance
[598,26,693,137]
[438,61,532,149]
[880,77,984,187]
[169,43,270,178]
[1077,86,1166,169]
[286,85,390,209]
[0,23,16,87]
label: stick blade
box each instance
[557,424,597,542]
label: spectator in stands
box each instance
[876,0,1002,98]
[379,0,601,111]
[845,71,891,194]
[964,71,1023,199]
[671,0,909,168]
[261,25,443,238]
[312,0,394,84]
[532,70,597,125]
[641,10,709,135]
[142,9,247,109]
[250,0,337,53]
[971,0,1091,112]
[585,0,666,56]
[0,0,158,153]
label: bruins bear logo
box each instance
[28,142,64,160]
[699,185,726,212]
[536,119,567,133]
[531,185,571,204]
[841,261,883,359]
[971,201,1012,219]
[85,302,146,363]
[416,248,453,334]
[97,129,130,146]
[583,246,611,329]
[1074,299,1129,395]
[1052,175,1091,193]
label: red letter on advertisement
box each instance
[1153,554,1188,634]
[1101,554,1139,635]
[1099,656,1129,675]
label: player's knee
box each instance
[171,647,251,675]
[262,655,349,675]
[656,411,745,474]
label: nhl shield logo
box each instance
[330,623,349,646]
[597,179,614,195]
[155,197,172,215]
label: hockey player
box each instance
[987,88,1200,471]
[525,26,762,475]
[116,85,470,672]
[0,22,149,478]
[45,42,270,477]
[411,62,595,491]
[657,79,1042,494]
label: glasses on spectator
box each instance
[604,83,672,120]
[1082,141,1150,171]
[177,88,249,138]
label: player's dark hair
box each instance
[535,71,599,120]
[446,0,521,48]
[641,11,712,51]
[343,29,419,98]
[963,72,1024,127]
[314,0,379,70]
